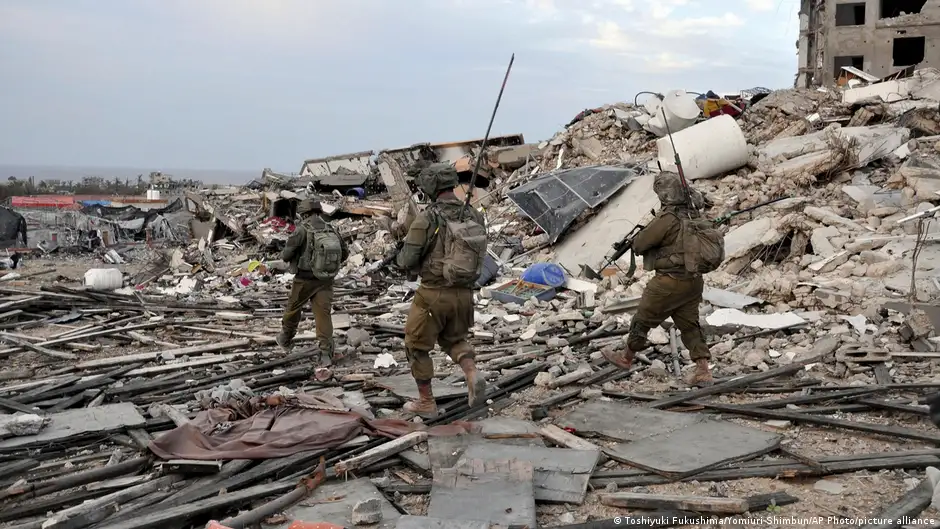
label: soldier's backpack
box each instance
[301,221,343,280]
[680,216,725,274]
[430,206,487,287]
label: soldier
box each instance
[602,172,716,386]
[395,165,488,418]
[277,198,349,363]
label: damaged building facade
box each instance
[798,0,940,87]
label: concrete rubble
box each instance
[4,72,940,527]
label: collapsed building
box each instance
[798,0,940,87]
[8,66,940,527]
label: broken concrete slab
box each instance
[605,419,783,479]
[281,478,401,529]
[475,416,543,437]
[558,400,704,442]
[723,217,783,260]
[459,441,600,504]
[0,402,146,449]
[427,458,537,528]
[554,172,657,273]
[395,516,490,529]
[705,308,806,330]
[373,374,467,402]
[427,433,544,472]
[703,287,763,310]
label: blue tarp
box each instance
[80,200,111,206]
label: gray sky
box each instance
[0,0,800,173]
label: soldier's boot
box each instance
[276,330,294,353]
[403,380,438,419]
[459,357,487,407]
[318,340,340,367]
[602,346,635,370]
[688,358,714,386]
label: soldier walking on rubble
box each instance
[277,198,349,364]
[395,165,488,418]
[602,172,719,386]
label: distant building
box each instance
[797,0,940,87]
[149,172,172,187]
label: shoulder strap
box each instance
[419,206,445,262]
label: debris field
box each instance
[5,71,940,528]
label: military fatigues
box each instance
[603,171,714,384]
[280,214,349,354]
[630,212,710,361]
[397,197,483,381]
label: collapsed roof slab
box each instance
[553,171,658,275]
[507,165,639,244]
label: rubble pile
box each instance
[5,70,940,528]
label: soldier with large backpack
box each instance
[277,198,349,363]
[602,171,725,386]
[395,165,488,418]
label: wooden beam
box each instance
[648,337,840,409]
[600,492,749,514]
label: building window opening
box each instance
[893,36,926,66]
[836,3,866,25]
[880,0,927,18]
[834,55,865,78]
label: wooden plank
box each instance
[703,403,940,444]
[0,332,76,360]
[591,454,940,488]
[335,431,428,475]
[123,353,259,376]
[0,402,146,449]
[11,375,82,404]
[648,336,840,409]
[600,492,749,514]
[75,339,251,369]
[540,424,602,451]
[89,478,295,529]
[861,478,934,529]
[428,458,536,528]
[0,395,41,415]
[0,458,39,482]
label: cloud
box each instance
[745,0,776,11]
[589,21,634,52]
[0,0,799,170]
[651,13,746,37]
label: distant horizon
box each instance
[0,163,275,186]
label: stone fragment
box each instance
[351,498,383,525]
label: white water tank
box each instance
[656,114,748,181]
[84,268,123,291]
[661,90,702,129]
[644,90,701,137]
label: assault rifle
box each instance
[581,196,789,281]
[366,240,405,275]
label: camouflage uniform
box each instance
[603,172,715,385]
[396,165,487,418]
[277,199,349,362]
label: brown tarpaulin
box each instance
[148,394,477,460]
